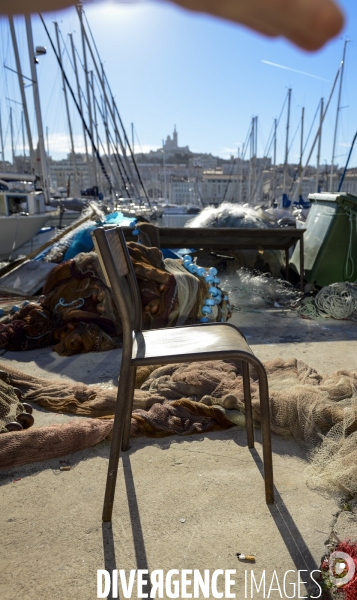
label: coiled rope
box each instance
[299,282,357,320]
[315,282,357,319]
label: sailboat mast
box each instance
[0,110,5,170]
[8,16,35,174]
[76,8,141,198]
[162,140,167,201]
[54,22,79,194]
[239,141,245,202]
[299,107,304,172]
[329,39,348,192]
[90,70,103,193]
[292,64,341,201]
[271,117,277,200]
[10,107,15,166]
[316,98,324,192]
[298,106,304,197]
[78,4,97,188]
[25,15,50,203]
[248,117,253,203]
[21,111,26,161]
[69,32,90,186]
[101,64,111,160]
[253,116,258,203]
[283,88,292,195]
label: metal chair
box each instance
[91,226,274,522]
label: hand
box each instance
[172,0,345,50]
[1,0,344,52]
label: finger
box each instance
[175,0,344,51]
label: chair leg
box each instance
[242,361,254,448]
[102,366,131,522]
[254,362,274,505]
[121,366,137,452]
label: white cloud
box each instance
[220,147,238,158]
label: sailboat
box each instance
[0,16,59,260]
[0,179,55,260]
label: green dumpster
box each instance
[290,192,357,287]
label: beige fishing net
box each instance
[1,356,357,499]
[136,358,357,498]
[0,374,25,433]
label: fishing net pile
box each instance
[186,203,285,278]
[0,252,120,355]
[0,418,114,469]
[0,370,34,433]
[221,268,302,310]
[1,357,357,499]
[0,243,229,356]
[137,358,357,498]
[186,202,276,229]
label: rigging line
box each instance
[92,83,135,194]
[263,120,275,157]
[3,64,34,83]
[92,88,133,196]
[276,91,288,129]
[222,155,236,202]
[133,126,144,155]
[95,126,125,195]
[242,121,251,154]
[265,91,289,161]
[82,7,104,68]
[40,13,112,190]
[80,87,89,111]
[288,119,300,154]
[74,44,85,70]
[90,81,132,192]
[288,108,320,193]
[59,28,75,73]
[103,72,150,203]
[338,131,357,192]
[264,129,275,161]
[302,100,320,156]
[292,63,341,200]
[249,151,272,202]
[76,7,144,200]
[98,58,147,194]
[15,111,22,154]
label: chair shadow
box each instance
[101,523,119,599]
[249,447,323,598]
[101,453,151,599]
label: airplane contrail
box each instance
[262,60,331,82]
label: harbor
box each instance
[0,2,357,599]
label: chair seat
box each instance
[132,322,254,366]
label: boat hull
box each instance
[0,214,52,260]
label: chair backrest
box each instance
[91,227,142,342]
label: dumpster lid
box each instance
[308,192,357,211]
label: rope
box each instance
[298,297,323,319]
[315,282,357,319]
[298,283,357,320]
[345,207,357,280]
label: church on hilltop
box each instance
[162,126,190,157]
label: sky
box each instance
[0,0,356,169]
